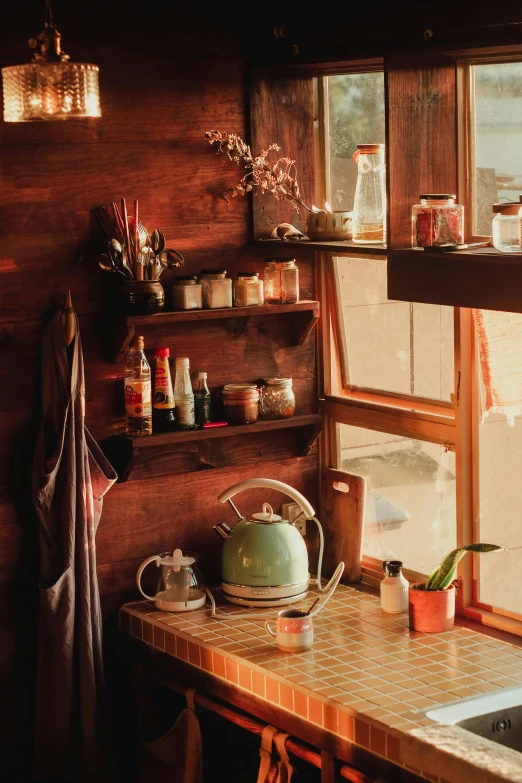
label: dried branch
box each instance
[205,130,313,214]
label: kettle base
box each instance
[221,580,308,608]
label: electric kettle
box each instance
[213,478,315,607]
[136,549,206,611]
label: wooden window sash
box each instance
[459,50,522,241]
[324,252,456,419]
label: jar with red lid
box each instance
[412,194,464,248]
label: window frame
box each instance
[458,51,522,242]
[248,47,522,636]
[314,55,522,636]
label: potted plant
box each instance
[409,543,505,633]
[204,130,352,240]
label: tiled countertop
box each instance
[120,582,522,783]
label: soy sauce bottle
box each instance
[152,347,176,432]
[195,371,212,425]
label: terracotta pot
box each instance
[408,582,455,633]
[306,211,352,241]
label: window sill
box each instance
[254,238,388,255]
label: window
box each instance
[476,409,521,616]
[466,60,522,236]
[338,422,456,573]
[318,58,522,635]
[324,72,385,213]
[323,250,457,584]
[330,255,454,401]
[250,51,522,635]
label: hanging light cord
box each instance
[45,0,54,27]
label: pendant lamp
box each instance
[2,0,101,122]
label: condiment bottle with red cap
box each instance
[153,347,176,432]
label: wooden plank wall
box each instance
[0,4,319,777]
[385,54,458,249]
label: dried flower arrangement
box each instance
[205,130,317,215]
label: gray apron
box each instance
[32,308,117,781]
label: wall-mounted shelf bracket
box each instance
[101,413,323,483]
[112,301,320,362]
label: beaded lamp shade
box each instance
[2,0,101,122]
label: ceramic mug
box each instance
[265,609,313,652]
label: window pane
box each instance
[471,62,522,236]
[337,423,457,574]
[477,410,522,614]
[333,256,454,400]
[326,73,385,212]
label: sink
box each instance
[425,685,522,752]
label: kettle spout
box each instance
[213,522,232,540]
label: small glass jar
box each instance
[259,378,295,420]
[198,270,233,309]
[222,384,260,425]
[171,276,203,310]
[412,194,464,248]
[263,259,299,304]
[233,272,264,307]
[493,202,521,253]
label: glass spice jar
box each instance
[412,194,464,248]
[171,276,203,310]
[198,270,233,309]
[222,384,260,425]
[263,259,299,304]
[233,272,264,307]
[492,202,521,253]
[259,378,295,420]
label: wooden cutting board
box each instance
[320,468,367,583]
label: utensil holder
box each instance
[122,280,164,315]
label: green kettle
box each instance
[213,478,315,608]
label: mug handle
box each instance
[265,620,277,638]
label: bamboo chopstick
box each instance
[133,199,143,281]
[94,206,114,238]
[111,201,125,243]
[121,198,135,278]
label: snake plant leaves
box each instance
[425,544,506,591]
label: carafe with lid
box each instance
[352,143,386,245]
[380,559,409,613]
[136,548,206,611]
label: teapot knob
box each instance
[262,503,274,520]
[173,548,183,572]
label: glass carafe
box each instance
[136,548,206,612]
[352,143,386,245]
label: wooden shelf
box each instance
[388,248,522,313]
[114,300,320,362]
[101,413,323,483]
[255,239,388,255]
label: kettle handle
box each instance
[136,555,161,601]
[218,479,315,520]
